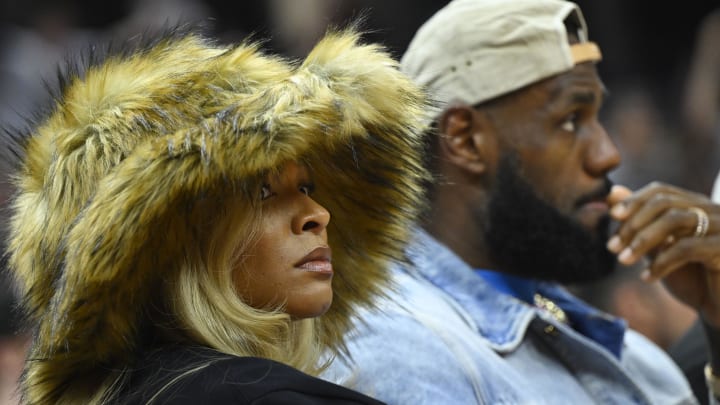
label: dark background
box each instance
[2,0,719,193]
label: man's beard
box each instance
[481,154,617,283]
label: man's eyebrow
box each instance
[548,81,608,107]
[556,86,608,109]
[570,91,597,105]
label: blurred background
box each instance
[0,0,719,403]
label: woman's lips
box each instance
[298,260,333,274]
[295,246,333,274]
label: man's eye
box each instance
[561,114,578,132]
[260,184,273,200]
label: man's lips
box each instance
[295,246,333,274]
[575,181,613,211]
[581,200,609,212]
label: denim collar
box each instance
[476,270,538,303]
[405,229,534,353]
[406,228,626,358]
[477,269,627,358]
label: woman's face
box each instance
[233,162,333,319]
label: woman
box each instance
[6,27,428,404]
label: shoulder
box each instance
[622,329,695,401]
[324,273,492,403]
[118,346,383,404]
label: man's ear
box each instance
[437,105,493,175]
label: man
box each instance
[324,0,720,403]
[667,166,720,405]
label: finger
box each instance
[644,234,720,281]
[613,193,704,254]
[611,182,700,221]
[607,184,632,207]
[608,182,664,221]
[608,186,633,221]
[616,206,701,265]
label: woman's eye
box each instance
[561,114,578,132]
[299,183,315,196]
[260,184,273,200]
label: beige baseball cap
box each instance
[401,0,602,117]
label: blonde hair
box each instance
[74,187,327,404]
[169,191,325,374]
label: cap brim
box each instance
[571,42,602,64]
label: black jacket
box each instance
[115,346,385,404]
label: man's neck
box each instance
[423,197,496,271]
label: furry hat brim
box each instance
[9,28,429,402]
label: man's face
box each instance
[479,63,621,282]
[482,153,616,282]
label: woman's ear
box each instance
[437,105,493,175]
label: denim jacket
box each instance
[324,229,699,404]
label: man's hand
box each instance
[606,182,720,327]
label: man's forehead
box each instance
[543,64,605,107]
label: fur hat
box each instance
[8,28,428,402]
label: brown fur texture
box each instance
[8,28,429,404]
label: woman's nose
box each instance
[292,197,330,235]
